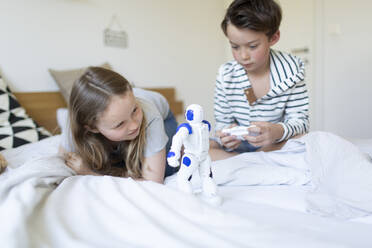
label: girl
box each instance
[59,67,178,183]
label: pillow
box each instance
[56,108,68,133]
[49,62,111,103]
[0,75,51,151]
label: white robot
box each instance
[167,104,221,204]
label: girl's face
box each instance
[226,24,280,74]
[92,91,143,142]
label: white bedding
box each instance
[1,132,372,247]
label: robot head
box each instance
[185,104,204,124]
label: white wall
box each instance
[224,0,233,61]
[0,0,227,123]
[321,0,372,138]
[3,1,370,138]
[272,0,315,128]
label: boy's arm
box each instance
[278,79,310,142]
[214,65,235,131]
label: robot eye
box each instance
[186,110,194,121]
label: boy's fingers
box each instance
[230,141,241,150]
[224,139,241,149]
[248,134,273,147]
[219,132,229,138]
[225,138,239,146]
[245,134,268,146]
[221,135,238,144]
[245,135,259,143]
[248,125,261,133]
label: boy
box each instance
[210,0,309,160]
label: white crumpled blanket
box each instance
[301,132,372,219]
[1,132,372,247]
[207,131,372,219]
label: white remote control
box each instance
[222,125,259,140]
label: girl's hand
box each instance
[0,153,7,173]
[243,122,284,147]
[216,124,241,151]
[63,152,92,175]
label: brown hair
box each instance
[221,0,282,38]
[69,67,146,179]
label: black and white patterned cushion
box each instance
[0,75,51,151]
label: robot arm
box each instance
[167,124,191,167]
[202,120,211,132]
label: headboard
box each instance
[14,88,183,134]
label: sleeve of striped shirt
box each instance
[278,77,310,142]
[214,65,234,131]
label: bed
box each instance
[1,90,372,247]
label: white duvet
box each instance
[303,132,372,219]
[1,132,372,247]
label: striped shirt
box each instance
[214,49,309,142]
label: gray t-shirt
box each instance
[132,87,169,120]
[138,97,169,157]
[60,88,169,158]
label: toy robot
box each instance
[167,104,221,204]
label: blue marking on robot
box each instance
[167,151,175,158]
[183,156,191,167]
[176,123,192,134]
[202,120,211,131]
[186,109,194,121]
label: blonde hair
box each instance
[69,67,146,179]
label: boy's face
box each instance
[226,24,280,74]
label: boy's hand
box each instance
[216,124,242,151]
[243,122,284,147]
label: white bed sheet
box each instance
[1,134,372,247]
[350,138,372,158]
[352,137,372,222]
[219,185,372,225]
